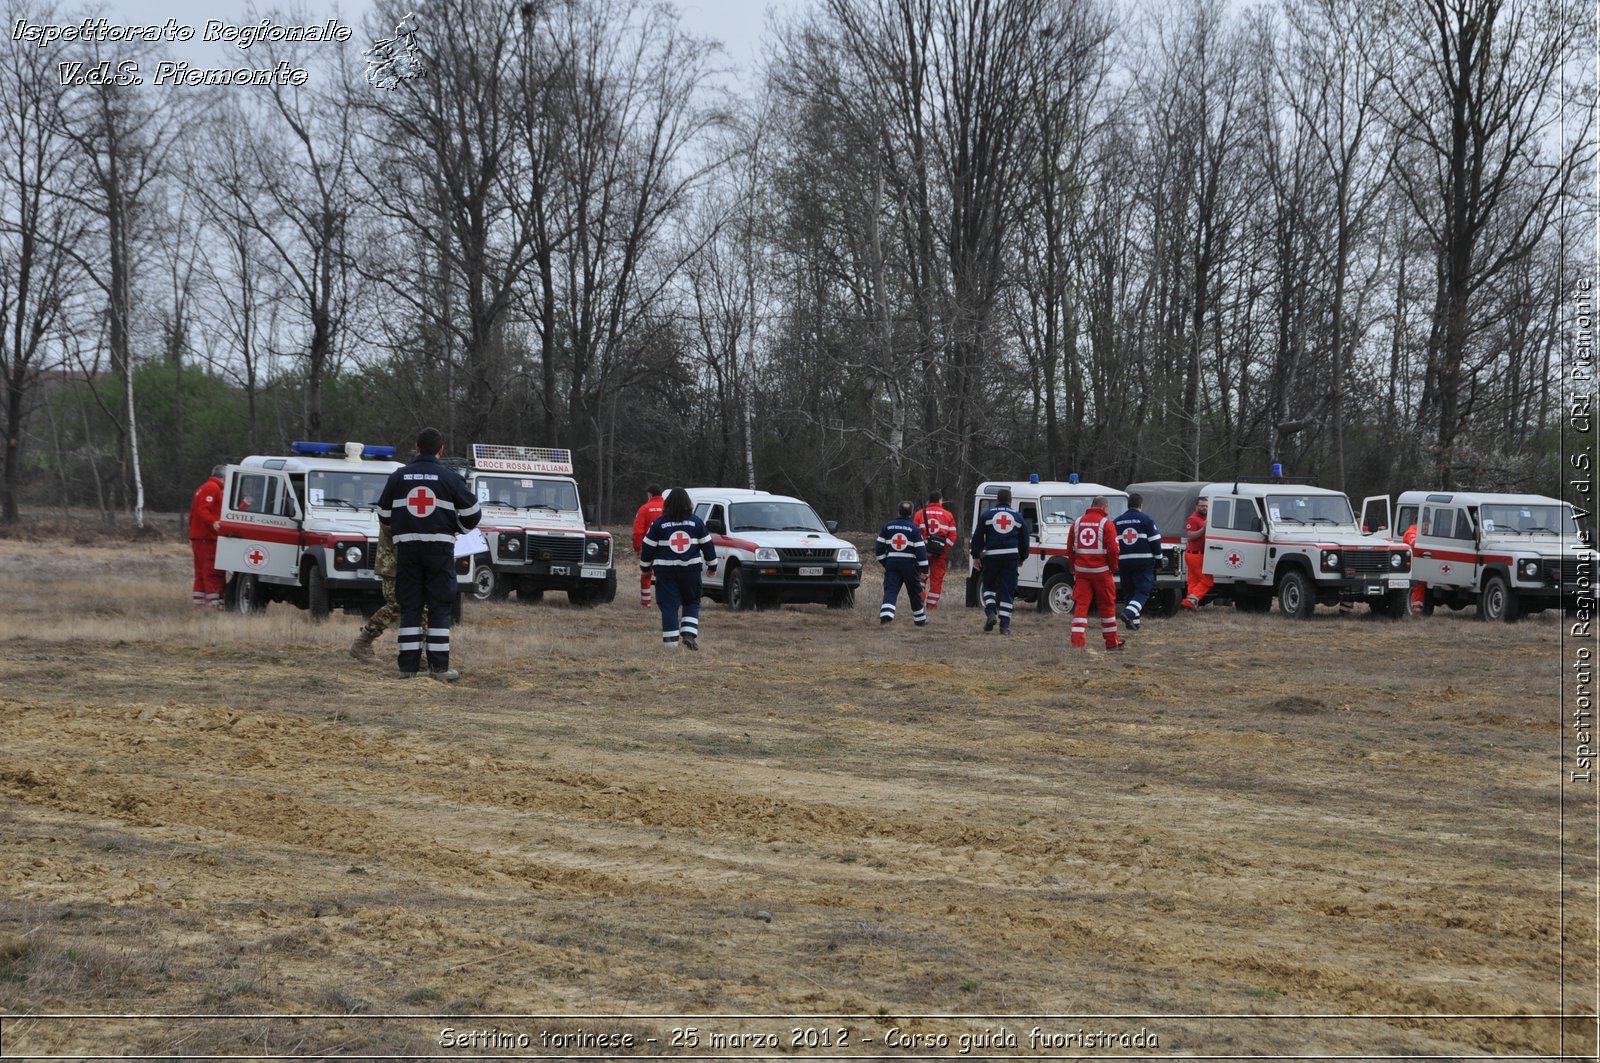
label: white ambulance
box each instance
[462,444,616,606]
[1135,479,1412,618]
[963,478,1129,614]
[685,488,862,609]
[217,441,402,618]
[1388,490,1596,621]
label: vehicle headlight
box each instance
[837,547,859,563]
[505,538,520,553]
[1391,551,1406,569]
[586,540,601,558]
[344,545,364,565]
[755,547,779,561]
[1521,559,1541,579]
[1322,550,1340,570]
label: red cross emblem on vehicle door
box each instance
[669,530,692,552]
[245,547,267,569]
[405,486,437,517]
[1121,527,1138,545]
[1226,552,1242,568]
[993,512,1015,533]
[1440,563,1452,574]
[891,532,909,551]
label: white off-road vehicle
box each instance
[463,444,616,607]
[1135,480,1412,618]
[217,441,404,618]
[962,478,1132,614]
[1387,490,1596,621]
[686,488,862,610]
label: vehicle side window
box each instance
[707,504,726,533]
[1210,498,1232,528]
[1397,505,1418,533]
[1457,509,1477,540]
[1230,499,1262,533]
[693,503,711,521]
[1019,503,1038,531]
[232,472,278,514]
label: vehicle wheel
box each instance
[567,587,600,608]
[517,588,545,604]
[1152,588,1179,617]
[1041,572,1074,615]
[232,573,266,615]
[1479,573,1521,623]
[1233,589,1271,613]
[471,563,502,601]
[965,571,981,608]
[1377,588,1407,619]
[1421,596,1435,617]
[305,564,330,621]
[597,569,617,604]
[827,587,857,609]
[1277,569,1316,619]
[726,565,754,611]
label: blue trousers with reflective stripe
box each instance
[980,557,1020,619]
[396,548,455,673]
[655,568,703,643]
[880,559,925,621]
[1118,559,1155,616]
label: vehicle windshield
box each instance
[306,470,389,509]
[1038,495,1129,525]
[1479,503,1581,536]
[1266,494,1355,526]
[474,476,579,512]
[729,500,827,533]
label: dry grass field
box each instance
[0,521,1595,1060]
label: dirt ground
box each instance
[0,529,1595,1060]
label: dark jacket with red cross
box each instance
[972,505,1031,562]
[377,454,481,553]
[874,516,929,570]
[640,516,717,573]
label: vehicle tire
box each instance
[1479,573,1520,623]
[232,573,266,615]
[1421,596,1435,617]
[1233,589,1271,613]
[1152,588,1179,617]
[567,587,599,607]
[517,588,545,604]
[1277,569,1316,619]
[597,569,617,604]
[827,587,857,609]
[1377,588,1407,619]
[1041,572,1074,615]
[470,562,502,602]
[965,571,981,608]
[726,564,754,611]
[305,564,330,622]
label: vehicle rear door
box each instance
[1203,495,1268,582]
[216,467,301,582]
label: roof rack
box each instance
[471,443,573,475]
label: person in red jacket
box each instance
[914,491,958,609]
[1403,520,1427,616]
[188,466,226,609]
[632,484,666,607]
[1066,495,1125,650]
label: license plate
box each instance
[550,564,570,576]
[799,566,823,576]
[581,567,606,579]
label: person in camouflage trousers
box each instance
[349,525,399,661]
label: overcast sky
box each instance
[77,0,788,85]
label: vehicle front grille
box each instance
[527,534,584,564]
[1547,557,1592,583]
[780,548,835,561]
[1341,550,1393,575]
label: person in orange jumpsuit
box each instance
[187,466,225,609]
[1067,495,1125,649]
[913,491,958,610]
[1402,520,1427,616]
[1180,497,1214,609]
[632,484,665,607]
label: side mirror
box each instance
[707,518,725,535]
[825,520,838,533]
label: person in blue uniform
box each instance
[1112,493,1161,630]
[970,486,1030,634]
[377,427,481,681]
[874,501,930,626]
[639,487,717,650]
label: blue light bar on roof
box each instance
[290,441,397,459]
